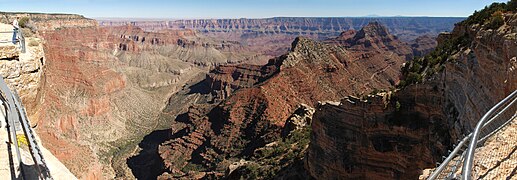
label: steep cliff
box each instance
[0,23,44,122]
[307,85,453,179]
[307,3,517,179]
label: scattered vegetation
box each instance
[395,101,401,111]
[398,0,517,88]
[398,34,470,88]
[181,163,205,172]
[487,11,505,29]
[232,127,311,179]
[19,17,30,28]
[462,0,516,29]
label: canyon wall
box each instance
[34,22,279,179]
[307,84,453,179]
[306,9,517,180]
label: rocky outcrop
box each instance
[1,12,98,30]
[0,23,44,120]
[342,22,413,59]
[99,17,464,42]
[205,59,280,100]
[306,7,517,180]
[281,103,315,137]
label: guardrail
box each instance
[462,90,517,179]
[0,75,51,179]
[0,29,26,53]
[428,90,517,180]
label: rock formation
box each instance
[307,86,452,179]
[101,17,461,69]
[1,12,97,30]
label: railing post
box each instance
[17,29,26,53]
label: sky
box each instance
[0,0,509,19]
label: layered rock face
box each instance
[34,22,279,179]
[443,13,517,129]
[112,26,271,67]
[307,84,454,179]
[157,22,413,178]
[410,35,438,57]
[99,17,464,42]
[205,61,280,100]
[306,9,517,180]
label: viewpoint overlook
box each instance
[0,0,516,179]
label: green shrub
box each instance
[462,1,517,27]
[487,11,505,29]
[406,72,422,84]
[19,17,30,28]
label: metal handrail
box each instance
[428,134,470,180]
[0,75,52,179]
[428,89,517,180]
[462,90,517,179]
[0,29,26,53]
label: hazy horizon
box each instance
[93,16,467,21]
[0,0,507,19]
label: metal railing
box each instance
[462,90,517,179]
[0,29,26,53]
[428,89,517,180]
[0,75,52,179]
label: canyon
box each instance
[3,6,513,180]
[0,14,455,179]
[152,21,432,179]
